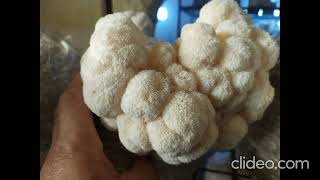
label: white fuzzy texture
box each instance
[196,67,234,107]
[147,91,218,164]
[101,117,118,131]
[165,63,197,92]
[148,42,176,71]
[231,71,255,93]
[242,71,275,123]
[254,29,280,71]
[221,36,261,72]
[179,23,221,70]
[213,113,248,150]
[80,1,279,165]
[121,70,172,122]
[117,114,152,154]
[197,0,250,29]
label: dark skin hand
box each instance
[40,73,158,180]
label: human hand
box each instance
[40,73,158,180]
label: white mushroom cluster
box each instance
[80,0,279,165]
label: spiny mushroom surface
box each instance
[80,0,279,165]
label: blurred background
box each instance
[40,0,280,50]
[40,1,280,180]
[156,0,280,42]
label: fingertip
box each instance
[59,72,84,105]
[67,72,82,90]
[55,71,89,123]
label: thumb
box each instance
[52,73,103,154]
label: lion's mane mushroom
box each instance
[80,0,279,165]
